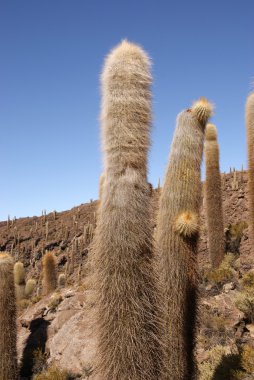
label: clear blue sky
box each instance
[1,0,254,220]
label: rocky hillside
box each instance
[1,170,254,379]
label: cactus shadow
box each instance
[211,353,242,380]
[19,317,50,379]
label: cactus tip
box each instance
[103,39,151,78]
[191,97,214,126]
[175,211,199,237]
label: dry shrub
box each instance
[32,348,47,375]
[199,345,230,380]
[31,295,42,304]
[225,221,248,254]
[200,307,230,350]
[199,345,243,380]
[33,364,70,380]
[240,344,254,374]
[235,292,254,323]
[17,299,31,310]
[204,254,235,286]
[230,221,248,238]
[48,293,63,311]
[203,313,226,333]
[241,271,254,289]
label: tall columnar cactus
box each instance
[156,99,213,380]
[84,223,94,245]
[14,261,26,300]
[90,40,163,380]
[246,92,254,247]
[204,123,224,267]
[42,251,57,295]
[0,253,18,379]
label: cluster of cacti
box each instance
[155,99,213,379]
[14,261,36,300]
[89,40,164,380]
[204,123,225,268]
[0,253,18,379]
[2,38,254,380]
[42,251,57,295]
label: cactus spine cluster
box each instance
[42,251,57,295]
[90,40,163,380]
[156,100,213,380]
[0,253,18,380]
[246,92,254,247]
[204,123,224,267]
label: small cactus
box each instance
[77,264,82,284]
[231,170,239,190]
[42,251,57,295]
[25,279,36,297]
[65,258,69,279]
[14,261,25,285]
[58,273,66,288]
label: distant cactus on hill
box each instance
[42,251,57,295]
